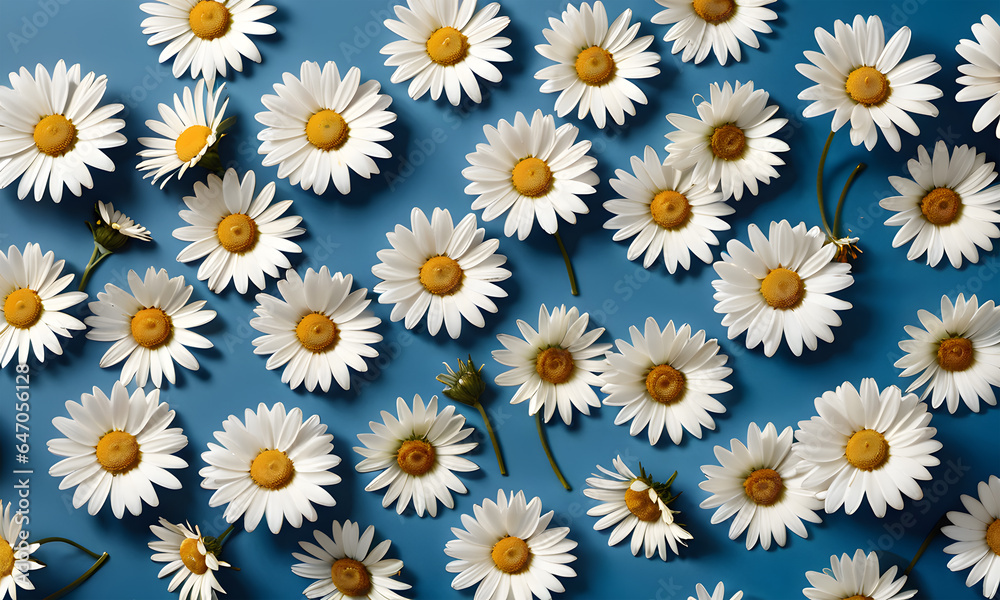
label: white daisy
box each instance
[199,402,341,534]
[880,140,1000,268]
[255,60,396,196]
[381,0,512,106]
[664,80,788,201]
[711,220,854,357]
[372,207,510,339]
[794,378,942,518]
[292,520,410,600]
[355,394,477,518]
[0,60,125,203]
[462,109,599,240]
[957,15,1000,138]
[651,0,777,65]
[444,490,577,599]
[0,500,41,599]
[584,456,692,560]
[534,1,659,128]
[0,243,86,368]
[139,0,276,83]
[803,549,916,600]
[493,304,610,424]
[47,381,188,518]
[97,201,152,241]
[173,168,304,294]
[796,14,941,151]
[689,582,743,600]
[148,518,230,600]
[943,475,1000,599]
[85,267,216,389]
[699,422,823,550]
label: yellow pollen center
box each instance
[426,26,469,66]
[216,213,258,254]
[743,468,784,506]
[650,190,691,229]
[760,268,804,309]
[330,558,372,596]
[250,449,295,490]
[130,308,172,349]
[937,337,974,372]
[96,430,141,475]
[189,0,231,40]
[710,124,746,160]
[693,0,736,24]
[419,255,464,295]
[920,187,961,225]
[645,364,686,405]
[491,536,531,574]
[179,538,208,575]
[3,288,42,329]
[0,543,12,579]
[845,429,889,471]
[511,157,553,198]
[396,439,436,476]
[846,66,890,106]
[295,313,338,352]
[306,109,349,151]
[987,519,1000,556]
[536,347,574,384]
[624,486,662,522]
[33,114,76,156]
[175,125,213,163]
[575,46,616,86]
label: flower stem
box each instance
[35,537,109,600]
[903,514,948,577]
[832,162,866,238]
[816,130,836,237]
[535,413,570,490]
[475,401,507,476]
[216,524,236,548]
[77,243,112,292]
[552,231,578,296]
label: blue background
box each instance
[1,0,998,598]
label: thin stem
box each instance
[816,130,836,237]
[535,413,570,491]
[904,514,948,577]
[35,537,102,560]
[216,524,236,548]
[475,401,507,476]
[77,244,112,292]
[832,162,866,238]
[35,537,109,600]
[552,231,578,296]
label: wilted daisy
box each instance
[174,169,304,294]
[256,60,396,195]
[689,582,743,600]
[943,475,1000,599]
[664,81,788,201]
[0,243,86,368]
[47,381,188,518]
[880,140,1000,268]
[957,15,1000,138]
[85,267,216,388]
[200,403,341,534]
[712,220,854,357]
[797,14,941,151]
[794,379,942,518]
[803,549,916,600]
[381,0,511,105]
[0,500,41,598]
[444,490,577,599]
[699,422,823,550]
[652,0,777,65]
[0,60,125,202]
[148,518,231,600]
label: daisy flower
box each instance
[796,14,941,151]
[96,201,152,242]
[0,500,41,599]
[604,146,733,272]
[794,379,942,518]
[80,202,153,292]
[584,456,692,560]
[651,0,777,65]
[0,60,125,203]
[148,518,231,600]
[803,549,916,600]
[699,422,823,550]
[355,394,477,517]
[943,475,1000,599]
[0,243,86,368]
[534,1,659,128]
[173,168,304,294]
[601,317,731,445]
[664,81,788,201]
[47,381,188,518]
[689,582,743,600]
[256,60,396,196]
[292,519,410,600]
[85,267,216,388]
[711,220,854,357]
[957,16,1000,138]
[444,490,577,599]
[139,0,277,83]
[879,140,1000,268]
[199,402,341,534]
[372,207,510,339]
[381,0,511,106]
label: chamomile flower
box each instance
[381,0,512,106]
[96,201,151,241]
[173,168,304,294]
[957,15,1000,138]
[651,0,777,65]
[803,549,916,600]
[942,475,1000,599]
[689,583,743,600]
[664,81,788,201]
[148,518,230,600]
[0,60,125,202]
[796,14,941,151]
[0,500,41,599]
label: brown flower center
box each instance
[330,558,372,597]
[175,125,213,163]
[575,46,616,86]
[179,538,208,575]
[710,124,746,160]
[846,66,890,106]
[536,347,574,384]
[295,313,338,352]
[760,268,804,309]
[426,26,469,66]
[743,468,784,506]
[987,519,1000,556]
[650,190,691,230]
[188,0,231,40]
[845,429,889,471]
[920,187,961,225]
[130,308,172,349]
[693,0,736,24]
[396,439,436,476]
[306,109,349,151]
[33,114,76,156]
[937,337,974,372]
[645,364,686,405]
[491,536,531,574]
[96,430,141,475]
[419,255,464,295]
[512,157,553,197]
[0,543,12,578]
[250,449,295,490]
[624,486,662,521]
[216,213,258,254]
[4,288,42,329]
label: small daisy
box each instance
[199,402,341,534]
[651,0,777,65]
[137,78,230,189]
[148,518,230,600]
[604,146,733,272]
[711,220,854,357]
[292,520,410,600]
[699,422,823,550]
[689,582,743,600]
[794,379,942,518]
[803,549,917,600]
[80,202,153,292]
[250,267,381,393]
[943,475,1000,599]
[256,60,396,196]
[85,267,216,388]
[444,490,577,599]
[880,140,1000,268]
[664,81,788,201]
[173,168,304,294]
[534,1,659,128]
[139,0,276,82]
[601,317,731,445]
[97,201,152,242]
[0,60,125,203]
[0,500,41,599]
[47,381,188,518]
[355,394,477,517]
[372,207,510,339]
[796,14,941,151]
[381,0,512,106]
[584,456,692,560]
[0,243,86,368]
[957,15,1000,138]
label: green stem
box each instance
[832,162,866,239]
[904,515,948,577]
[77,243,112,292]
[216,524,236,548]
[816,130,836,237]
[475,401,507,476]
[552,231,578,296]
[35,538,109,600]
[535,413,570,490]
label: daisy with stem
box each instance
[79,201,152,292]
[437,355,508,476]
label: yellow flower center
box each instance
[3,288,42,329]
[491,536,531,574]
[396,439,436,476]
[645,364,686,405]
[937,337,974,372]
[536,347,574,384]
[0,543,12,578]
[920,187,961,226]
[419,255,464,296]
[131,308,172,349]
[250,449,295,490]
[96,430,141,475]
[743,468,784,506]
[650,190,691,230]
[693,0,736,24]
[845,429,889,471]
[575,46,616,86]
[188,0,231,40]
[330,558,372,597]
[624,486,662,522]
[175,125,213,163]
[987,519,1000,556]
[306,109,349,151]
[760,268,804,309]
[846,66,890,106]
[295,313,339,353]
[426,26,469,66]
[216,213,258,254]
[179,538,208,575]
[710,124,746,161]
[511,157,553,198]
[33,114,76,157]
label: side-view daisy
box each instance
[652,0,777,65]
[957,15,1000,138]
[0,500,41,599]
[96,201,152,242]
[149,518,231,600]
[942,475,1000,599]
[689,582,743,600]
[80,202,153,293]
[803,549,916,600]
